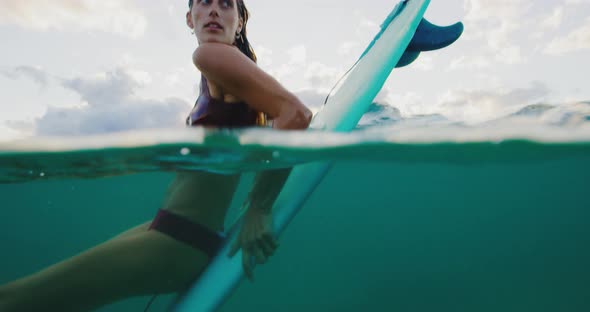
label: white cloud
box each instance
[287,45,307,65]
[383,91,426,117]
[2,68,191,136]
[545,17,590,55]
[0,124,23,142]
[413,55,434,71]
[379,82,554,124]
[0,0,147,39]
[255,45,274,70]
[356,15,380,37]
[497,46,524,65]
[448,55,491,70]
[540,6,564,30]
[294,89,329,112]
[61,70,140,109]
[464,0,531,22]
[459,0,531,65]
[337,41,361,57]
[266,45,307,83]
[126,69,152,86]
[304,62,342,91]
[436,82,551,123]
[0,66,50,87]
[532,5,565,39]
[2,120,35,141]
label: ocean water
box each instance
[1,102,590,311]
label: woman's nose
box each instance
[208,3,220,17]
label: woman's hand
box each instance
[228,205,279,282]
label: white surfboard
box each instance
[176,1,432,311]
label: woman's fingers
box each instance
[253,246,267,264]
[259,239,274,257]
[242,249,254,282]
[260,234,279,257]
[230,216,279,281]
[228,238,241,257]
[265,234,279,249]
[248,235,275,265]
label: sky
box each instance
[1,0,589,142]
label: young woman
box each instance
[0,0,312,310]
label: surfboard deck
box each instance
[174,1,461,311]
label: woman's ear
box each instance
[237,18,244,34]
[186,11,195,29]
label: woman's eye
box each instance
[221,0,232,8]
[197,0,231,7]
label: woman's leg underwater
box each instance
[0,230,210,312]
[108,220,152,241]
[0,172,242,312]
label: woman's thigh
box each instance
[108,220,152,241]
[1,170,240,311]
[1,230,210,312]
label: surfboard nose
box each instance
[407,19,464,52]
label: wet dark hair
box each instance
[189,0,257,63]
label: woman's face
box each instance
[187,0,243,45]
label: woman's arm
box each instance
[194,41,310,212]
[193,42,311,216]
[196,43,312,279]
[193,43,312,130]
[245,168,292,213]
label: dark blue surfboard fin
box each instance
[396,51,421,68]
[396,18,464,68]
[408,18,464,52]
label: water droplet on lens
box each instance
[180,148,191,156]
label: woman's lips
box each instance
[204,22,223,31]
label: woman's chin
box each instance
[200,36,231,45]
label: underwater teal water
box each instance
[1,118,590,311]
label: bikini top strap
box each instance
[200,75,211,97]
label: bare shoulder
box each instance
[191,43,308,123]
[193,43,253,74]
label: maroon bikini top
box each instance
[186,76,265,128]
